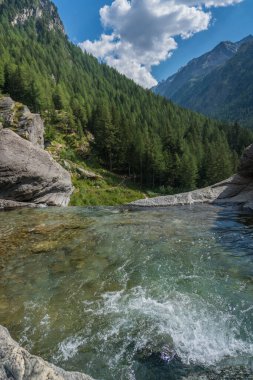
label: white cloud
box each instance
[79,0,244,88]
[170,0,242,7]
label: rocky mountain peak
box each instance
[238,34,253,46]
[214,40,238,54]
[2,0,65,33]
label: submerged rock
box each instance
[0,325,94,380]
[31,240,60,254]
[135,343,177,365]
[131,144,253,210]
[0,129,73,207]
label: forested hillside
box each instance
[0,0,252,196]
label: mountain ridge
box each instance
[154,35,253,127]
[173,39,253,127]
[154,35,253,100]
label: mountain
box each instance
[0,0,252,201]
[154,36,253,127]
[4,0,64,32]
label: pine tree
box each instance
[94,101,116,171]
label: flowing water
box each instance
[1,204,253,379]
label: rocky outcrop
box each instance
[76,167,102,180]
[131,144,253,209]
[0,325,94,380]
[10,0,65,33]
[61,161,102,180]
[0,128,73,207]
[0,97,44,148]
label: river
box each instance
[0,204,253,379]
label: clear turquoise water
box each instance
[0,204,253,379]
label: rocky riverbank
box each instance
[131,144,253,209]
[0,97,73,209]
[0,325,94,380]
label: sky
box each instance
[54,0,253,88]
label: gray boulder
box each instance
[0,325,94,380]
[0,199,37,210]
[0,129,73,207]
[0,96,44,148]
[130,144,253,210]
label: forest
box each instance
[0,0,253,192]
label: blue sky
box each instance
[54,0,253,86]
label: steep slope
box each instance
[173,40,253,128]
[0,0,252,201]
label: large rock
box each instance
[0,199,38,210]
[0,325,94,380]
[130,145,253,210]
[0,128,73,207]
[0,96,44,148]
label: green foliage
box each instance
[70,165,147,206]
[0,0,252,196]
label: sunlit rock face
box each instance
[0,129,73,207]
[0,96,44,148]
[0,96,73,208]
[10,0,65,33]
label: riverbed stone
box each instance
[0,325,94,380]
[31,240,60,254]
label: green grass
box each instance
[66,160,189,207]
[70,169,147,206]
[45,132,148,206]
[45,133,174,206]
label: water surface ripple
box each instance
[0,204,253,379]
